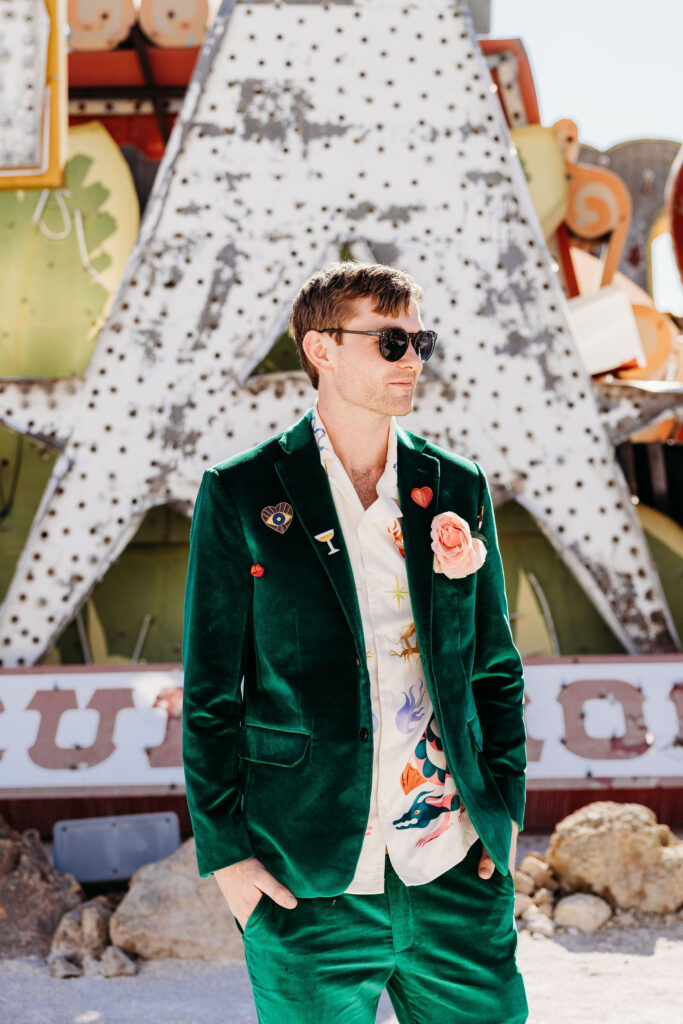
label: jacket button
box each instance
[359,727,369,741]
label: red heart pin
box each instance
[411,486,433,508]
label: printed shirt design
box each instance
[309,399,479,892]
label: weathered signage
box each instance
[1,657,682,796]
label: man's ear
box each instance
[303,329,334,379]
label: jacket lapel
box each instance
[275,410,365,660]
[395,425,441,677]
[275,409,441,669]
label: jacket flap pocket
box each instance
[467,712,484,752]
[237,722,311,767]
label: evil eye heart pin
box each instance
[261,501,294,534]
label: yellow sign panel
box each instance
[0,0,68,190]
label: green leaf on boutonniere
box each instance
[471,530,488,546]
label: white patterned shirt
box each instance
[309,398,479,892]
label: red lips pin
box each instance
[251,564,265,577]
[411,486,433,508]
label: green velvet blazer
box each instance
[182,407,527,895]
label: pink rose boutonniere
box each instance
[430,511,487,579]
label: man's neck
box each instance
[316,395,390,485]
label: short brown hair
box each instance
[289,261,423,389]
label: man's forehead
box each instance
[345,294,422,324]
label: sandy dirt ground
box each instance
[1,831,681,1024]
[2,926,683,1024]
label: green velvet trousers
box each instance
[234,838,528,1023]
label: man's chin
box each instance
[387,386,415,408]
[387,395,413,415]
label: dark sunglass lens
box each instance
[414,331,437,361]
[379,328,409,361]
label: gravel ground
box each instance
[1,831,681,1024]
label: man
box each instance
[182,262,528,1022]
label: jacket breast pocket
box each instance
[237,722,311,767]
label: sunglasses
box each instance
[318,327,438,363]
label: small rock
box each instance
[514,893,532,918]
[101,945,138,977]
[51,909,82,955]
[47,952,83,978]
[81,952,106,977]
[554,893,612,933]
[51,897,112,959]
[531,889,554,919]
[81,901,110,956]
[532,887,553,906]
[535,904,553,920]
[514,869,535,895]
[521,905,555,937]
[519,855,558,891]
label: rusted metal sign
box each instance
[0,0,680,668]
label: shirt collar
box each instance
[309,397,401,519]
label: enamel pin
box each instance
[314,528,340,555]
[261,501,294,534]
[411,486,433,508]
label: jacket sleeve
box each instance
[470,461,527,832]
[182,467,256,876]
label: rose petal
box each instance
[439,538,487,579]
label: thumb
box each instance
[478,848,495,879]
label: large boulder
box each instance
[546,802,683,913]
[0,816,84,957]
[109,837,244,960]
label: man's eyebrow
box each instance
[348,323,405,330]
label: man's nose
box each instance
[399,339,423,372]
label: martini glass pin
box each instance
[314,528,340,555]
